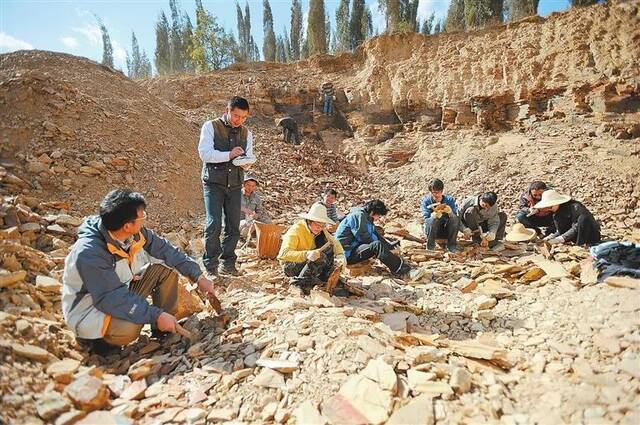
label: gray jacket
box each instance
[62,216,202,339]
[458,195,501,233]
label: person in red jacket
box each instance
[516,181,556,236]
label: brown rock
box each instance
[47,359,81,384]
[36,392,71,421]
[120,379,147,401]
[386,394,434,425]
[54,410,87,425]
[75,411,132,425]
[0,270,27,288]
[65,375,110,411]
[12,343,54,362]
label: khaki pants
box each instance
[103,264,178,346]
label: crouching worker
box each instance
[336,200,425,280]
[535,190,601,246]
[277,203,346,294]
[240,173,271,238]
[62,189,216,354]
[458,191,507,248]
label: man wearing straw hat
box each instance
[278,203,347,293]
[240,173,271,239]
[515,181,556,236]
[535,190,601,245]
[62,189,217,354]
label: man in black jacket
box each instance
[535,190,601,246]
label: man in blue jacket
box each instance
[420,179,459,252]
[62,189,217,354]
[335,200,425,280]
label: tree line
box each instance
[96,0,601,78]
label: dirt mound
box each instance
[0,50,202,230]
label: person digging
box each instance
[62,189,217,355]
[277,203,347,295]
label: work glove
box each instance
[548,236,565,245]
[484,232,496,242]
[462,228,472,237]
[527,208,539,217]
[335,255,347,268]
[543,233,558,242]
[305,249,321,262]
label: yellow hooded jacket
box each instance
[278,219,344,263]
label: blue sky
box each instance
[1,0,570,73]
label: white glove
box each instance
[527,208,539,217]
[543,233,557,242]
[484,232,496,242]
[335,255,347,268]
[305,249,321,262]
[548,236,565,245]
[462,228,472,237]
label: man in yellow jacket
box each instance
[278,203,346,294]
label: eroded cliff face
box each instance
[139,1,638,139]
[345,0,639,131]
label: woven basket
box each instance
[254,222,286,259]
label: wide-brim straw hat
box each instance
[299,203,335,225]
[505,223,537,242]
[534,189,572,209]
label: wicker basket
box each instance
[254,222,286,259]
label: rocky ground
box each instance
[1,2,640,424]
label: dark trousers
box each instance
[463,210,508,246]
[424,214,459,249]
[516,211,556,235]
[347,240,404,275]
[282,250,334,286]
[203,183,241,271]
[282,127,300,145]
[567,215,601,246]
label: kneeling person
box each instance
[458,191,507,248]
[277,203,346,293]
[62,189,216,353]
[536,190,601,246]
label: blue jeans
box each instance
[203,183,241,271]
[323,95,333,115]
[515,211,555,235]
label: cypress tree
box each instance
[350,0,365,50]
[506,0,539,21]
[155,12,171,74]
[335,0,350,52]
[445,0,466,32]
[263,0,276,61]
[290,0,303,60]
[97,17,114,68]
[307,0,326,55]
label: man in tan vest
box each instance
[198,96,256,276]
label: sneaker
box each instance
[206,267,219,277]
[218,263,240,276]
[426,241,436,250]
